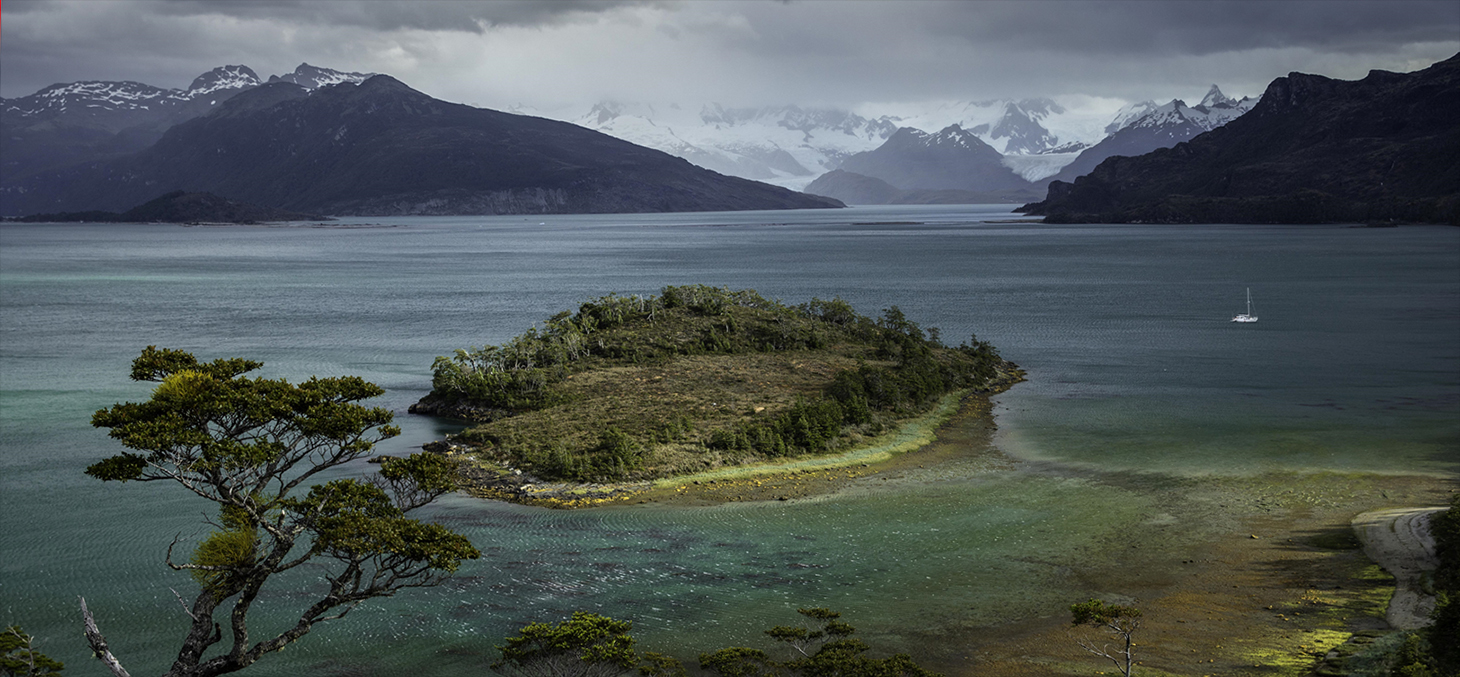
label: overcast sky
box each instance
[3,0,1457,113]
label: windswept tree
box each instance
[492,612,684,677]
[1070,599,1143,677]
[1,626,64,677]
[700,608,940,677]
[82,347,480,677]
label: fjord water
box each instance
[2,207,1456,674]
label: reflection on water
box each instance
[1,208,1456,674]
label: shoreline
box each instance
[431,367,1024,509]
[415,369,1456,674]
[1352,506,1446,629]
[943,473,1456,677]
[440,387,1001,509]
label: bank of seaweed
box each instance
[412,285,1019,500]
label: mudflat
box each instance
[953,474,1454,677]
[644,393,1454,675]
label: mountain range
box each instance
[0,64,371,184]
[1,60,1272,217]
[1042,87,1259,185]
[799,86,1259,206]
[552,96,1113,190]
[0,74,839,216]
[555,87,1258,197]
[1022,54,1460,224]
[803,126,1044,204]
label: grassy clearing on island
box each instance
[418,285,1016,484]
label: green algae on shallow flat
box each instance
[448,389,995,508]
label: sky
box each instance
[2,0,1457,115]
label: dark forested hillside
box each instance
[1023,54,1460,224]
[0,76,842,216]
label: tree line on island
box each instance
[417,285,1014,486]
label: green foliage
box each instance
[429,287,873,410]
[429,289,1010,483]
[190,518,258,594]
[1070,599,1143,627]
[1389,632,1438,677]
[84,347,480,677]
[698,648,779,677]
[0,626,63,677]
[493,612,683,677]
[1070,599,1142,677]
[708,399,846,458]
[700,608,941,677]
[1426,495,1460,677]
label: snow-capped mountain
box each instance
[2,76,840,217]
[267,63,374,90]
[1120,92,1258,137]
[1,64,377,183]
[818,124,1035,197]
[186,65,265,100]
[2,64,372,123]
[969,99,1068,154]
[1104,100,1160,135]
[555,96,1128,186]
[1046,85,1259,184]
[2,65,262,122]
[878,98,1114,155]
[560,102,900,190]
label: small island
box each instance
[8,190,327,224]
[412,285,1022,507]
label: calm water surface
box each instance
[2,206,1457,674]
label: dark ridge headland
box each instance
[1022,52,1460,225]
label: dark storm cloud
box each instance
[2,0,1456,107]
[0,0,659,96]
[909,0,1460,55]
[143,0,659,32]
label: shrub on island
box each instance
[416,285,1016,486]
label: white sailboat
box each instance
[1232,288,1258,323]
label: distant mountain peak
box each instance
[1200,85,1237,109]
[1105,100,1160,134]
[187,65,262,98]
[267,63,373,91]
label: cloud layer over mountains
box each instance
[3,0,1456,110]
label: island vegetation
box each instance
[490,607,940,677]
[414,285,1020,503]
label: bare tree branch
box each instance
[171,588,202,621]
[79,597,132,677]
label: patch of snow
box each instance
[1001,152,1081,181]
[1105,100,1160,134]
[268,63,373,90]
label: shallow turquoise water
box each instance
[1,207,1456,674]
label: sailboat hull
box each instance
[1233,288,1258,323]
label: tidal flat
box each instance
[2,209,1454,675]
[624,393,1456,675]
